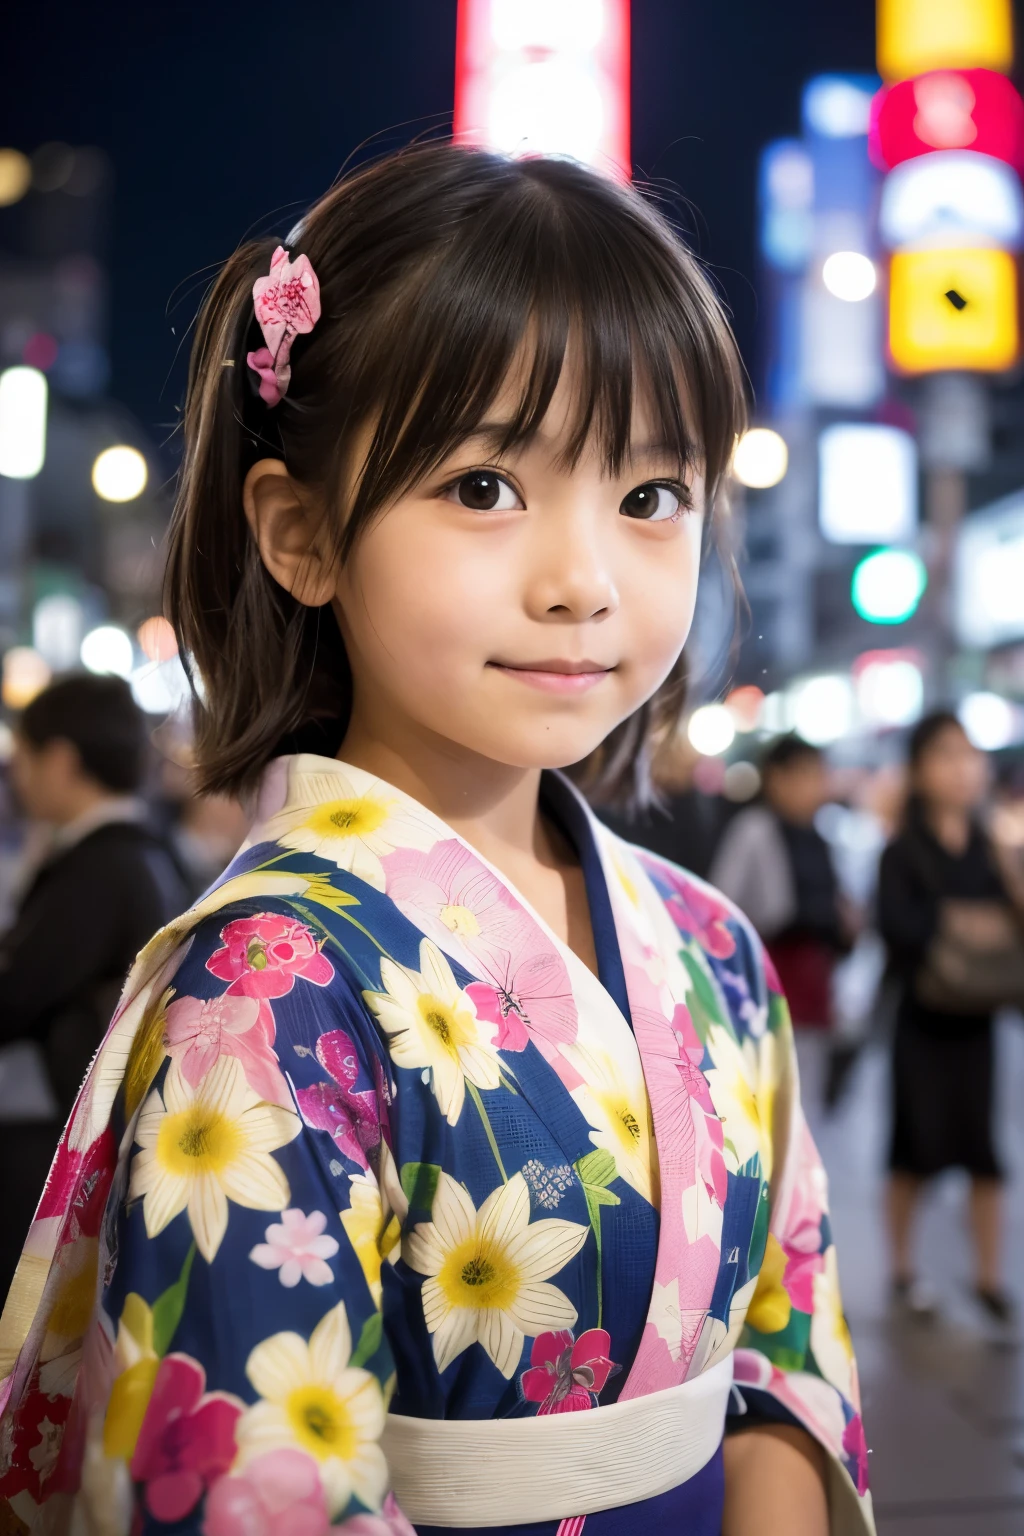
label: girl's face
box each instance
[912,723,989,813]
[331,365,705,773]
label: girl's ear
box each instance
[242,458,337,607]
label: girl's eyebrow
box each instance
[458,425,684,462]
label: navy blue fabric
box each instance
[540,774,632,1030]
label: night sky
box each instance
[4,1,880,455]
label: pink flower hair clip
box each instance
[246,245,322,407]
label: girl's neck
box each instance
[338,712,560,876]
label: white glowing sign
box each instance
[880,149,1024,250]
[819,424,918,544]
[955,490,1024,648]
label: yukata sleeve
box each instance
[93,902,413,1536]
[731,935,875,1536]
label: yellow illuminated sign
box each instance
[878,0,1013,81]
[889,247,1019,372]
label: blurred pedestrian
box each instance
[879,711,1024,1325]
[0,674,188,1292]
[710,734,852,1027]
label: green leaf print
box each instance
[151,1243,195,1357]
[574,1150,621,1329]
[350,1309,384,1368]
[400,1162,442,1212]
[576,1149,617,1188]
[679,948,726,1041]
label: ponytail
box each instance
[164,241,349,796]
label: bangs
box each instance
[310,154,745,555]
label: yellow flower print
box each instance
[129,1057,300,1262]
[703,1025,776,1178]
[744,1233,792,1334]
[236,1300,387,1516]
[340,1174,402,1308]
[810,1247,856,1401]
[262,765,437,891]
[563,1043,654,1203]
[404,1172,588,1379]
[364,939,501,1126]
[124,986,173,1122]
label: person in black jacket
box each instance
[878,710,1017,1325]
[0,673,188,1291]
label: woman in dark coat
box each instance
[878,711,1018,1324]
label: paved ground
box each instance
[799,1019,1024,1534]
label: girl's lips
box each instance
[488,663,613,694]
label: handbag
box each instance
[912,833,1024,1012]
[915,897,1024,1011]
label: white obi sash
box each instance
[382,1353,733,1527]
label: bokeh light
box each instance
[2,647,51,710]
[0,149,32,207]
[851,549,927,624]
[687,703,737,756]
[91,445,148,502]
[822,251,877,301]
[137,616,179,663]
[80,625,134,678]
[791,675,855,745]
[0,367,48,479]
[959,690,1017,750]
[732,428,789,489]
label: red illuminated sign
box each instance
[870,68,1024,173]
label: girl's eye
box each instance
[619,482,686,522]
[445,471,522,512]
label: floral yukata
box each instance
[0,755,874,1535]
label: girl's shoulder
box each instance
[597,822,778,1006]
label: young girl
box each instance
[0,146,873,1536]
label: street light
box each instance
[92,445,148,503]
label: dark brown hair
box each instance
[166,143,746,803]
[20,674,146,793]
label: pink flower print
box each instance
[204,1449,330,1536]
[295,1028,380,1168]
[131,1354,242,1523]
[521,1329,618,1415]
[777,1125,828,1312]
[0,1386,72,1503]
[842,1413,870,1496]
[35,1123,114,1235]
[337,1493,417,1536]
[382,840,578,1058]
[164,991,290,1107]
[249,1208,340,1287]
[207,914,334,1001]
[659,872,737,961]
[246,246,321,407]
